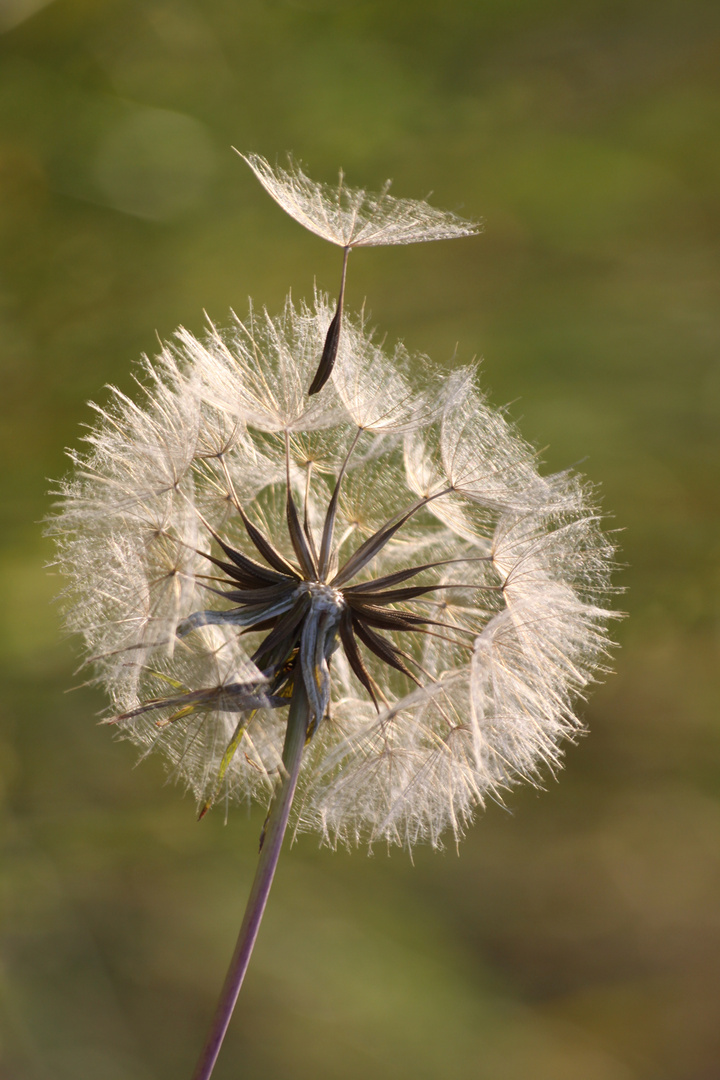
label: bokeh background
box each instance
[1,1,719,1077]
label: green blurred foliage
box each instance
[1,1,719,1077]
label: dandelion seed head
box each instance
[52,291,616,850]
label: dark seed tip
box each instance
[308,306,342,395]
[307,372,326,396]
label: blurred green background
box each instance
[1,1,719,1077]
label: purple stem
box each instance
[191,681,309,1080]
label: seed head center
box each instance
[298,580,346,614]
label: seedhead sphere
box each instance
[53,289,614,848]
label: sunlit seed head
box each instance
[51,292,617,849]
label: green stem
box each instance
[191,680,309,1080]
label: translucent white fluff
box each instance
[52,294,616,849]
[241,153,480,248]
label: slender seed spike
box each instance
[330,502,427,587]
[351,603,476,638]
[286,486,317,579]
[317,427,361,579]
[351,616,420,685]
[302,463,319,564]
[346,583,501,606]
[191,581,298,611]
[284,431,317,579]
[175,498,294,585]
[350,606,434,633]
[331,489,452,588]
[308,246,350,395]
[220,583,297,604]
[342,556,493,594]
[347,584,448,606]
[309,305,341,397]
[338,610,380,708]
[194,457,297,579]
[235,503,301,578]
[202,538,288,587]
[366,633,435,683]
